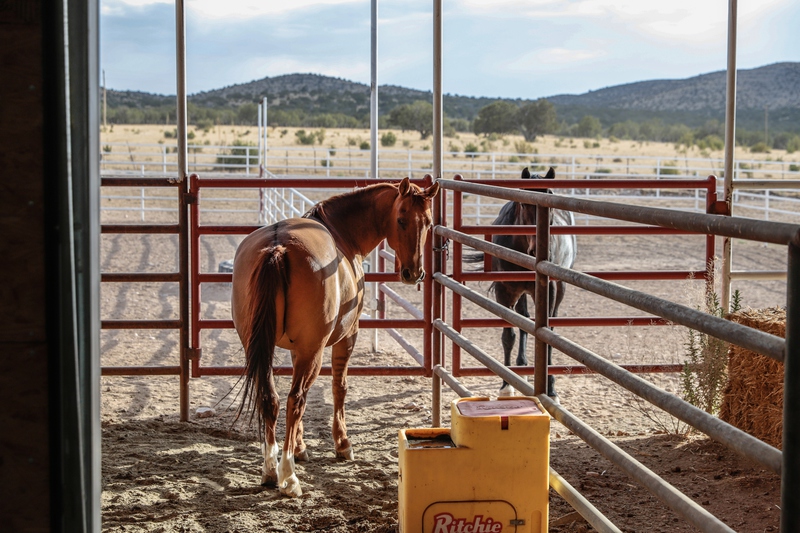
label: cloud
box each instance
[103,0,363,18]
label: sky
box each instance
[100,0,799,100]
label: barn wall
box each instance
[0,2,52,531]
[0,1,101,531]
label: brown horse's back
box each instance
[231,217,364,356]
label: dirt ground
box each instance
[100,189,790,532]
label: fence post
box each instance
[656,158,661,198]
[245,146,250,175]
[162,145,167,173]
[534,202,551,396]
[782,239,800,531]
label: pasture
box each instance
[100,220,785,532]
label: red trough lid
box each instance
[456,398,543,418]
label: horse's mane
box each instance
[303,182,395,222]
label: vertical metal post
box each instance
[263,96,268,171]
[431,0,443,427]
[721,0,738,312]
[370,0,378,180]
[257,100,262,167]
[534,204,550,395]
[452,176,463,376]
[782,238,800,531]
[175,0,190,422]
[369,0,380,351]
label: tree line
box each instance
[106,98,800,153]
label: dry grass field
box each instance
[99,123,797,162]
[100,124,800,183]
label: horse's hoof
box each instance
[295,449,310,462]
[261,465,278,486]
[498,385,516,397]
[280,474,303,498]
[335,446,354,461]
[548,391,561,405]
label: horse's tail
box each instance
[236,245,288,428]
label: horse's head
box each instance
[518,166,556,256]
[387,177,440,284]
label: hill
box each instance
[106,63,800,134]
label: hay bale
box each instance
[719,307,785,449]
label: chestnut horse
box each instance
[231,178,439,497]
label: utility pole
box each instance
[102,69,107,129]
[765,106,769,145]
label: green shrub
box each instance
[295,129,316,145]
[381,132,397,147]
[656,160,680,175]
[215,139,257,169]
[750,142,771,153]
[463,142,479,158]
[359,140,370,150]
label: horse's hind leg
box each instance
[331,333,357,460]
[514,296,529,367]
[494,284,522,395]
[546,280,568,400]
[278,348,323,498]
[260,371,281,486]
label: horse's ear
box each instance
[545,167,556,179]
[421,180,440,199]
[398,177,412,196]
[521,167,531,179]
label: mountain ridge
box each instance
[106,62,800,133]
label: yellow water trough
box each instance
[398,396,551,533]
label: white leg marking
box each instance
[261,441,279,485]
[278,451,302,497]
[336,445,354,461]
[498,383,516,397]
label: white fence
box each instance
[100,142,800,182]
[100,142,800,226]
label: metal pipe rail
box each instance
[99,175,190,419]
[434,273,782,474]
[440,179,800,246]
[438,225,706,282]
[538,261,786,363]
[433,316,734,533]
[439,176,800,531]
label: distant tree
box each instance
[515,99,557,141]
[388,100,433,139]
[446,117,471,133]
[237,103,258,125]
[575,115,602,138]
[608,121,639,140]
[473,101,517,136]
